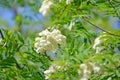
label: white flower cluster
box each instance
[44,64,61,80]
[93,33,107,53]
[59,0,73,5]
[93,33,120,54]
[39,0,53,16]
[78,62,101,80]
[34,29,66,53]
[39,0,73,16]
[66,0,73,4]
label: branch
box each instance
[83,17,120,37]
[0,29,4,39]
[45,52,53,61]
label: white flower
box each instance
[93,66,101,73]
[35,37,41,41]
[59,0,73,4]
[66,0,73,5]
[59,0,62,2]
[39,29,51,37]
[34,29,66,53]
[46,35,58,52]
[34,38,54,53]
[80,77,88,80]
[51,29,61,35]
[93,37,101,49]
[95,47,105,54]
[88,62,101,73]
[44,70,53,80]
[39,0,53,16]
[79,62,101,80]
[80,64,87,70]
[93,34,107,49]
[93,33,107,53]
[79,63,91,80]
[54,34,66,47]
[50,29,65,46]
[44,64,61,80]
[107,77,112,80]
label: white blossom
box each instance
[88,62,101,73]
[79,63,91,80]
[93,33,107,53]
[34,29,66,53]
[51,29,66,47]
[93,37,101,49]
[66,0,73,5]
[95,47,105,54]
[44,64,61,80]
[0,39,5,46]
[93,65,101,73]
[107,77,112,80]
[59,0,62,2]
[34,38,54,53]
[59,0,73,4]
[93,35,106,49]
[80,77,88,80]
[80,64,87,70]
[39,29,51,37]
[79,62,101,80]
[39,0,53,16]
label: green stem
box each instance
[83,17,120,37]
[45,52,53,61]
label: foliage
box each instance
[0,0,120,80]
[0,30,50,80]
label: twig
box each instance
[107,0,120,20]
[83,17,120,37]
[0,29,4,39]
[0,29,7,47]
[45,52,53,61]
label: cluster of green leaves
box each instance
[43,0,120,80]
[0,29,50,80]
[47,23,120,80]
[0,0,120,80]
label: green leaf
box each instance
[16,32,24,44]
[0,57,16,68]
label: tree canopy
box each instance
[0,0,120,80]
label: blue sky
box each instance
[0,5,44,31]
[0,5,120,31]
